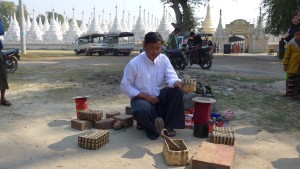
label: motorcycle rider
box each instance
[0,19,11,106]
[188,32,203,65]
[168,28,180,50]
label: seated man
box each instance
[120,32,185,140]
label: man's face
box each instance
[292,16,299,25]
[294,31,300,40]
[144,41,162,61]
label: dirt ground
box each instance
[0,51,299,169]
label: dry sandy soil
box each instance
[0,51,299,169]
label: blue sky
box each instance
[7,0,262,27]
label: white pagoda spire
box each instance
[132,5,147,42]
[3,12,20,42]
[255,7,264,36]
[108,12,112,31]
[132,15,135,30]
[80,11,88,34]
[26,9,43,42]
[38,15,43,31]
[127,12,132,31]
[214,9,225,38]
[61,11,69,34]
[110,5,123,33]
[87,6,102,34]
[157,6,172,40]
[25,13,31,31]
[121,10,129,32]
[143,9,149,32]
[43,12,50,32]
[63,7,82,42]
[42,9,63,42]
[101,10,109,33]
[202,3,215,34]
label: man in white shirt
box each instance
[120,32,185,140]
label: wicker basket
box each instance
[95,118,115,130]
[78,129,109,150]
[106,112,121,119]
[113,114,134,128]
[79,109,103,121]
[163,139,189,166]
[209,126,235,146]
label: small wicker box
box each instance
[210,126,235,146]
[71,119,94,131]
[95,118,115,130]
[113,114,134,128]
[106,112,121,119]
[79,109,103,121]
[163,139,189,166]
[78,129,109,150]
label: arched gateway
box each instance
[214,19,268,53]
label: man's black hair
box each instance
[174,27,180,32]
[144,32,162,45]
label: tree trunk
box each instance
[170,0,182,29]
[179,0,190,34]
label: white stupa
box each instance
[121,10,129,32]
[3,12,20,42]
[255,12,264,36]
[108,12,112,31]
[42,10,63,42]
[80,11,88,34]
[202,3,215,34]
[157,6,173,40]
[87,7,102,34]
[214,9,225,38]
[63,8,82,42]
[61,12,69,35]
[38,15,44,31]
[110,6,123,33]
[143,9,149,32]
[100,10,109,33]
[132,5,147,42]
[26,9,43,42]
[127,12,132,32]
[25,14,31,31]
[43,13,50,32]
[150,14,156,32]
[132,16,135,31]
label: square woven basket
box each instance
[209,126,235,146]
[78,129,109,150]
[163,139,189,166]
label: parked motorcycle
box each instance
[165,44,189,70]
[0,48,21,73]
[188,45,213,70]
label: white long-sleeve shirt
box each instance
[120,52,181,98]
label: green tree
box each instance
[0,1,17,29]
[160,0,208,33]
[262,0,300,35]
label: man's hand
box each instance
[135,92,159,104]
[283,65,288,72]
[174,81,183,90]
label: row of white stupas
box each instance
[2,5,174,43]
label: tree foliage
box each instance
[0,1,17,29]
[160,0,208,33]
[262,0,300,35]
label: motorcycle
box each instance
[188,45,213,70]
[0,48,21,73]
[165,44,189,70]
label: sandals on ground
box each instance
[0,100,11,106]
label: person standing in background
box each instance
[0,18,12,106]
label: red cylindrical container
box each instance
[192,97,216,138]
[73,96,90,118]
[193,102,211,124]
